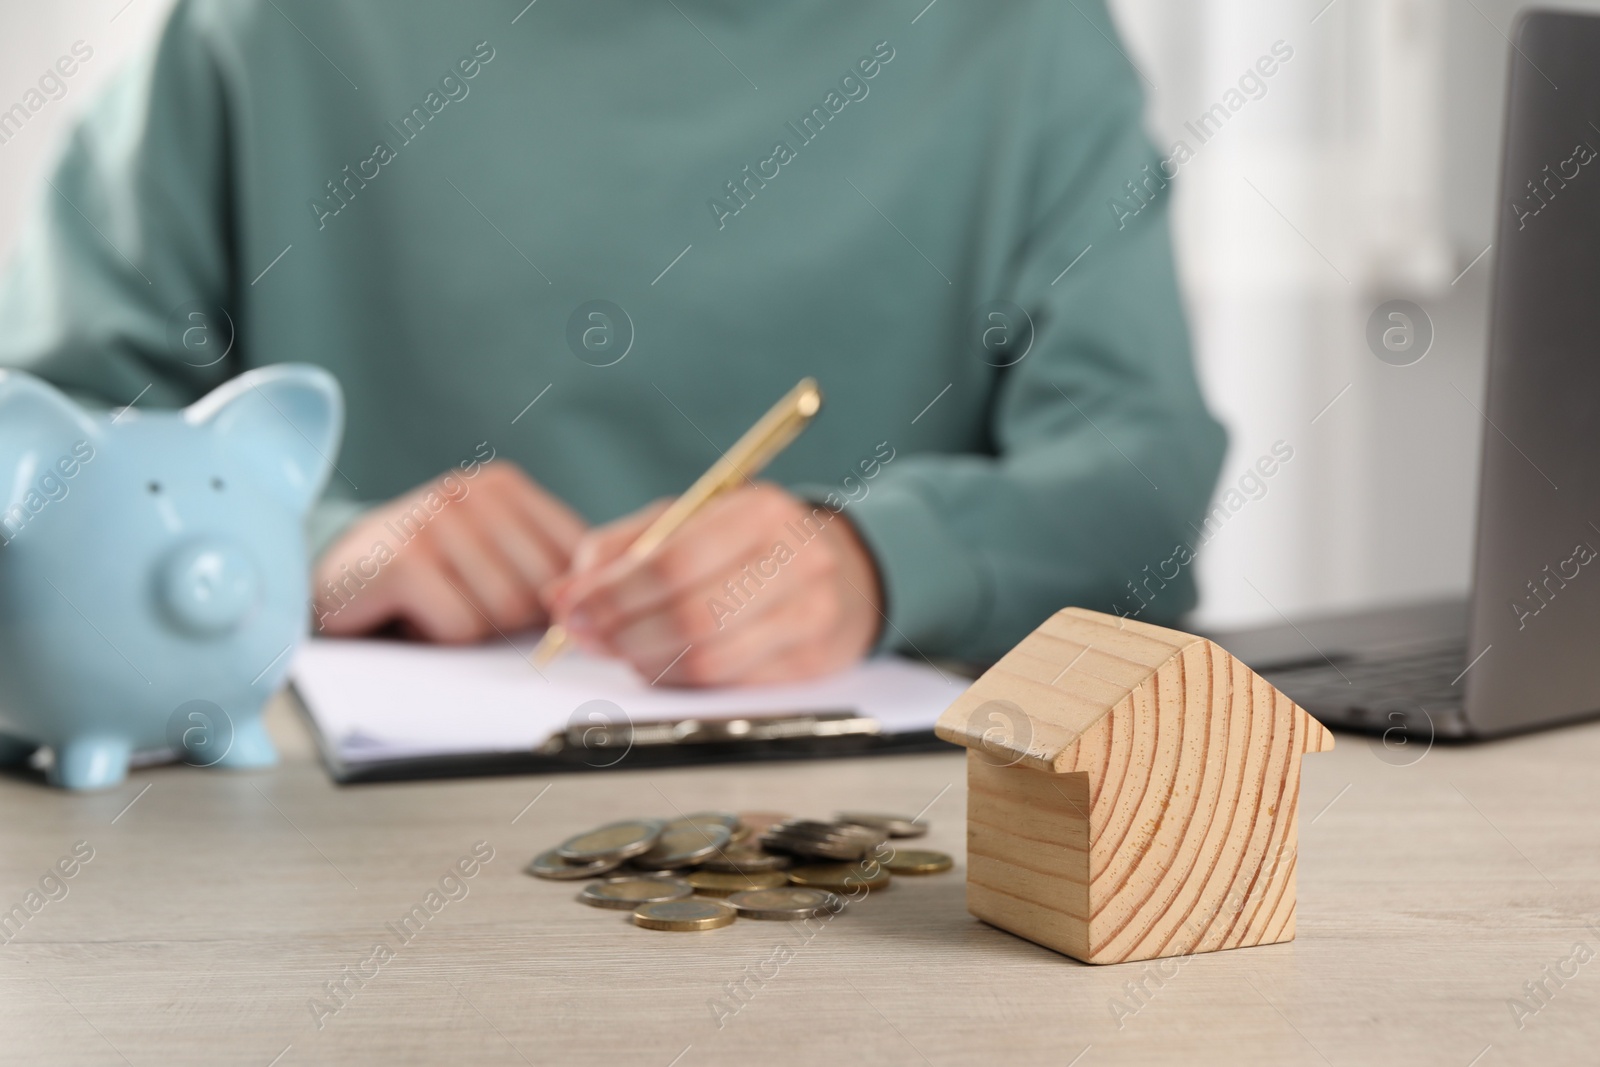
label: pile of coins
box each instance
[527,810,953,932]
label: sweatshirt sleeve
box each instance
[842,16,1227,664]
[0,2,364,555]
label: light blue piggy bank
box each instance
[0,364,342,790]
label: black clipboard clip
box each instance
[536,710,882,756]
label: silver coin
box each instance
[728,886,844,920]
[526,848,623,881]
[634,824,732,868]
[668,811,748,843]
[761,822,884,860]
[770,818,860,835]
[623,860,688,878]
[835,812,929,839]
[760,838,862,861]
[670,811,740,831]
[758,836,853,861]
[770,820,887,846]
[579,876,694,910]
[700,845,791,873]
[557,819,663,862]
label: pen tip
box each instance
[797,381,823,417]
[531,625,567,667]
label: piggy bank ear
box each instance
[188,364,344,514]
[0,371,101,502]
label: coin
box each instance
[729,886,843,920]
[667,810,753,842]
[527,848,624,881]
[699,844,791,873]
[774,819,887,845]
[633,898,738,932]
[622,861,688,877]
[759,837,863,861]
[579,876,694,910]
[635,824,732,868]
[761,819,886,860]
[557,819,663,862]
[836,812,929,839]
[883,849,953,875]
[787,861,891,892]
[687,869,790,896]
[737,811,792,836]
[671,811,740,832]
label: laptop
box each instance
[1211,8,1600,740]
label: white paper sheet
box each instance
[290,635,961,766]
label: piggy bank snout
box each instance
[158,539,261,634]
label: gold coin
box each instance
[728,886,842,920]
[557,820,663,862]
[632,899,737,931]
[882,849,953,874]
[526,848,622,881]
[687,869,790,896]
[579,876,693,910]
[787,860,891,892]
[634,824,731,868]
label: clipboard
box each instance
[288,637,961,785]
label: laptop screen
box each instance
[1468,9,1600,733]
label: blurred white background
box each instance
[1112,0,1555,628]
[0,2,171,248]
[0,0,1575,627]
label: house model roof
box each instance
[935,607,1335,774]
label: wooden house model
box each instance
[935,607,1335,965]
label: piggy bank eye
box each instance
[211,477,225,491]
[147,481,162,494]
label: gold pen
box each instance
[531,377,824,666]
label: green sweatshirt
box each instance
[0,0,1225,663]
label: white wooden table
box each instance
[2,694,1597,1065]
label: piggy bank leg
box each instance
[0,732,38,766]
[49,736,132,791]
[211,714,278,770]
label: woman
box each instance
[0,0,1224,684]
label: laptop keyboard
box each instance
[1256,641,1471,736]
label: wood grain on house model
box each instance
[937,607,1335,965]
